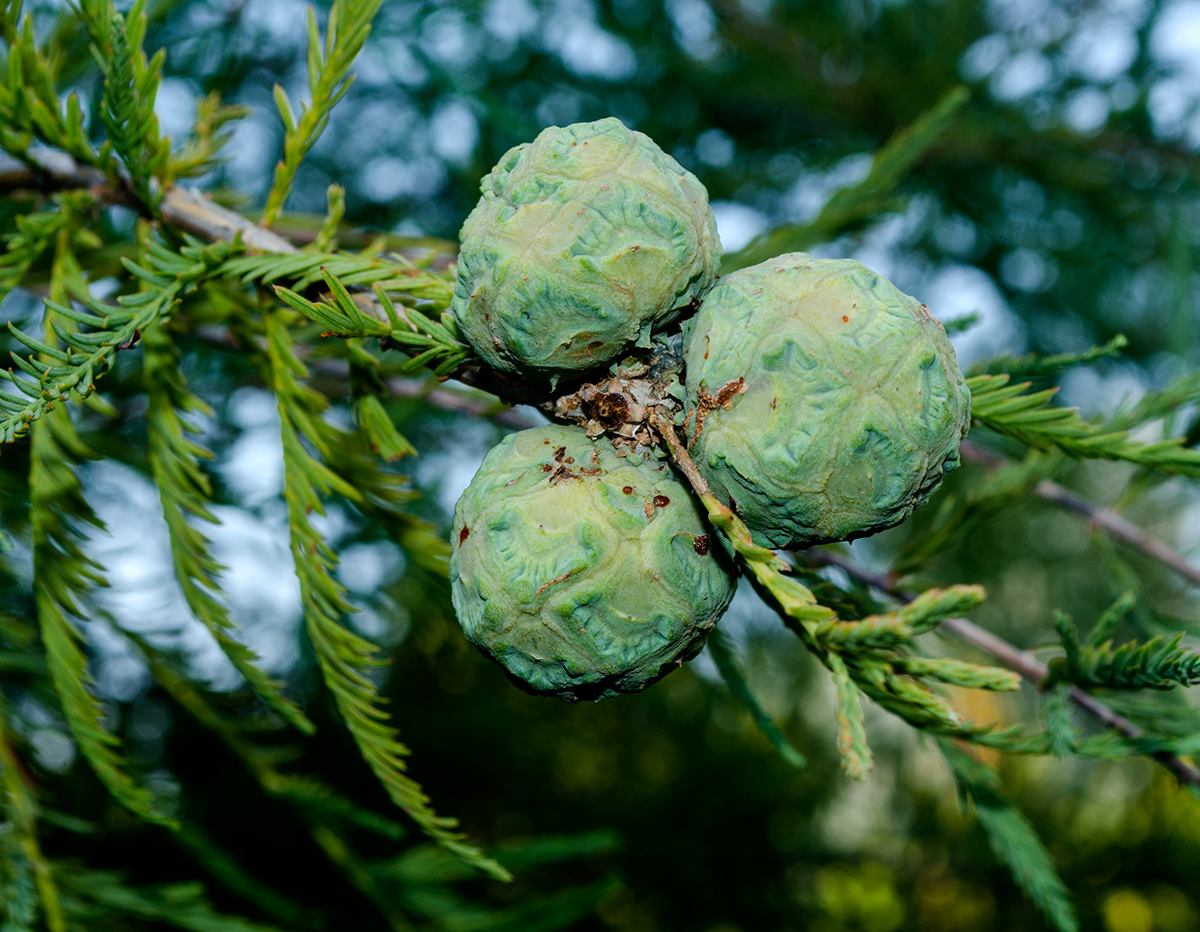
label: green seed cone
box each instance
[450,424,736,701]
[452,118,720,378]
[683,253,971,549]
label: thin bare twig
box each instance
[160,186,298,253]
[961,439,1200,588]
[0,150,298,253]
[806,549,1200,787]
[648,409,714,495]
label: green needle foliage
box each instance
[95,2,169,210]
[144,314,313,734]
[138,639,411,842]
[724,86,970,271]
[31,407,175,829]
[55,866,290,932]
[3,0,1200,929]
[0,692,63,932]
[828,652,871,782]
[1053,599,1200,691]
[0,206,71,303]
[968,372,1200,476]
[652,415,1017,755]
[264,305,508,882]
[27,234,176,830]
[272,270,473,376]
[1,276,182,441]
[894,449,1065,573]
[264,0,385,226]
[941,740,1079,932]
[706,628,807,769]
[0,3,96,164]
[970,335,1130,379]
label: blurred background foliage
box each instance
[3,0,1200,929]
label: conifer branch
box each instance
[895,449,1064,573]
[306,820,416,932]
[0,148,296,251]
[724,86,969,271]
[0,841,37,930]
[0,149,109,191]
[940,740,1078,932]
[264,305,509,881]
[0,691,65,932]
[55,865,290,932]
[805,549,1200,787]
[160,186,300,253]
[1,281,180,441]
[30,234,176,828]
[0,3,99,166]
[262,0,384,226]
[960,441,1200,588]
[648,411,1019,774]
[352,390,416,462]
[5,18,1198,922]
[0,203,71,304]
[170,824,312,928]
[1042,683,1077,756]
[170,92,249,180]
[968,372,1200,476]
[143,313,313,733]
[652,411,1200,785]
[706,628,806,768]
[828,652,872,781]
[3,235,259,442]
[97,3,169,210]
[313,183,345,254]
[1109,369,1200,431]
[1053,607,1200,690]
[3,228,481,448]
[969,335,1129,378]
[137,640,408,841]
[272,270,470,376]
[124,639,410,926]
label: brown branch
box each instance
[0,148,111,191]
[805,548,1200,787]
[159,186,298,254]
[961,439,1200,588]
[0,149,298,253]
[648,408,714,496]
[2,146,559,412]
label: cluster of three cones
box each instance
[446,118,970,700]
